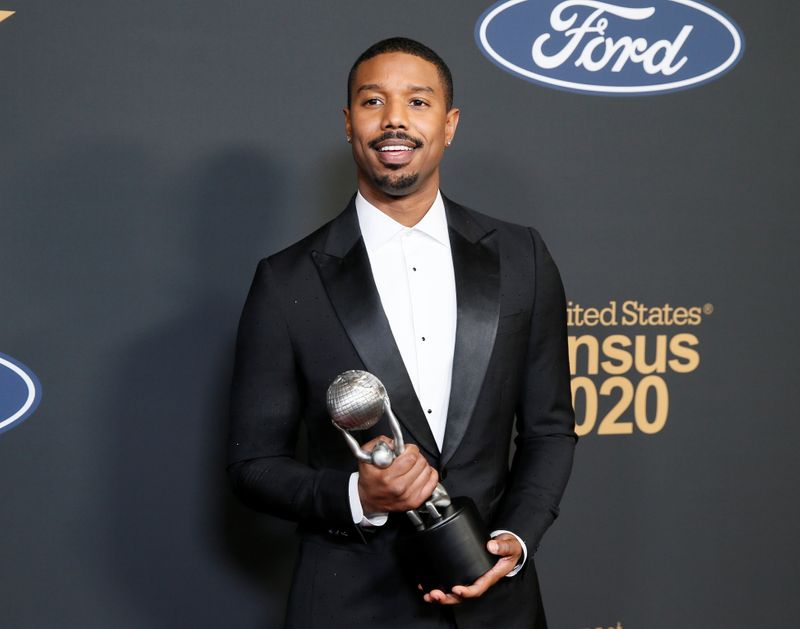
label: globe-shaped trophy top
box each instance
[326,370,387,431]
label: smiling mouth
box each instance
[369,132,423,151]
[368,132,423,168]
[377,145,414,152]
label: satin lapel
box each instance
[311,202,440,458]
[441,199,500,467]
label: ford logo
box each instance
[0,353,42,435]
[475,0,745,95]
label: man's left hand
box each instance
[422,533,523,605]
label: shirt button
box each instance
[421,337,426,341]
[427,409,432,414]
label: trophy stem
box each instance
[334,425,373,463]
[383,399,405,454]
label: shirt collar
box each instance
[355,190,450,251]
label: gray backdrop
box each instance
[1,1,797,628]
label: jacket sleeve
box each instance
[226,258,352,525]
[491,228,577,552]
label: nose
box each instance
[382,98,408,129]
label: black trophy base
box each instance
[396,496,495,592]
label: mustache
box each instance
[367,131,424,149]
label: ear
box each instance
[445,107,460,146]
[343,107,352,140]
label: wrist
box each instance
[349,472,388,526]
[490,529,528,577]
[356,476,378,515]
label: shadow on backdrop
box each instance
[103,147,302,628]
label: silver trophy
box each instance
[326,370,494,590]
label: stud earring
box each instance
[346,136,351,143]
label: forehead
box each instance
[353,52,444,97]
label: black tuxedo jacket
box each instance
[228,196,576,629]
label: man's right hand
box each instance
[357,437,439,514]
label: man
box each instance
[228,37,576,629]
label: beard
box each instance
[373,171,419,196]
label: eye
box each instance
[362,97,383,107]
[410,99,429,107]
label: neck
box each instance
[357,174,440,227]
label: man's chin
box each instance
[374,172,419,197]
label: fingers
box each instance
[394,457,438,508]
[421,535,522,605]
[434,536,522,602]
[357,441,438,512]
[423,589,463,605]
[421,466,441,500]
[487,537,517,557]
[361,435,395,450]
[404,465,439,508]
[487,533,522,559]
[422,560,514,604]
[362,442,421,478]
[375,444,430,488]
[450,566,503,599]
[358,441,416,478]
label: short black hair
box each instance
[347,37,454,110]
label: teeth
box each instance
[379,145,413,152]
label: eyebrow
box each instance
[356,83,436,95]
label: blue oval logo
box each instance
[0,353,42,435]
[475,0,745,95]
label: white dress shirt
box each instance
[347,190,527,576]
[356,189,456,448]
